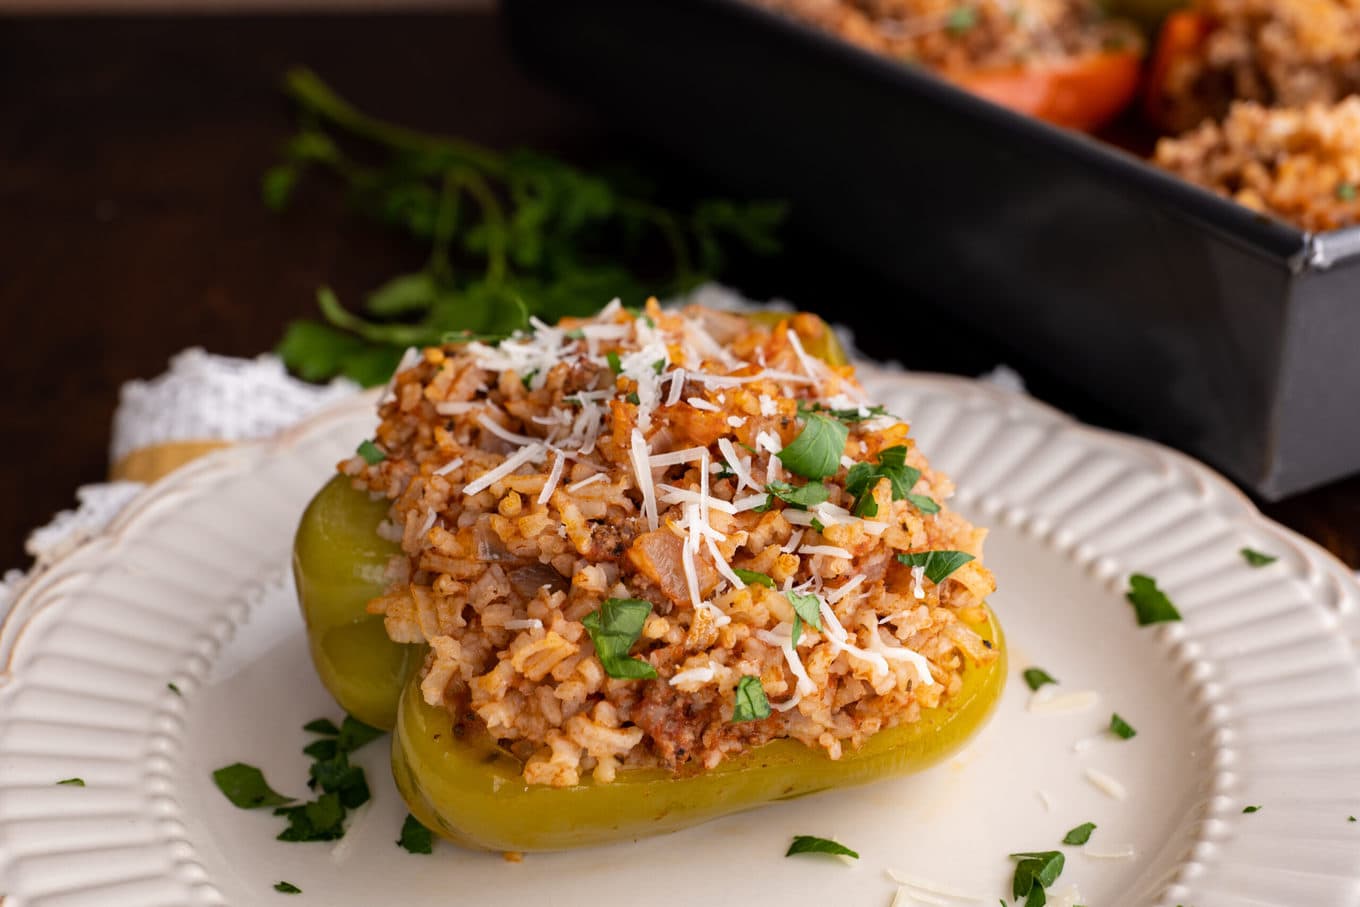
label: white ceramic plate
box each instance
[3,369,1359,907]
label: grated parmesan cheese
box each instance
[629,429,659,530]
[686,396,720,412]
[463,443,546,497]
[504,618,544,631]
[1084,767,1127,800]
[537,450,566,506]
[567,473,607,493]
[433,456,463,476]
[800,544,854,559]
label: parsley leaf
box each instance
[896,550,975,584]
[801,402,889,423]
[906,493,940,514]
[1110,713,1137,740]
[276,792,347,842]
[787,590,823,648]
[731,675,771,722]
[606,350,623,374]
[303,718,340,736]
[1010,851,1065,902]
[582,598,658,679]
[625,391,641,405]
[1240,547,1277,567]
[1126,574,1181,625]
[356,440,386,465]
[764,480,831,510]
[274,882,302,894]
[785,835,859,859]
[167,682,182,696]
[212,763,294,809]
[734,568,774,588]
[337,715,384,753]
[844,446,919,516]
[778,413,848,479]
[1062,822,1096,845]
[398,814,435,854]
[1243,805,1261,813]
[1023,668,1057,691]
[56,777,85,787]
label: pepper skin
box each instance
[293,474,421,730]
[950,50,1144,132]
[392,607,1004,852]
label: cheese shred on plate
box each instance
[344,300,999,788]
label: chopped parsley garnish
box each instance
[777,412,849,479]
[520,369,537,390]
[734,568,775,588]
[810,517,826,533]
[731,675,771,722]
[652,358,666,374]
[763,479,831,511]
[606,350,623,374]
[787,589,823,647]
[56,777,85,787]
[896,550,975,584]
[1109,713,1137,740]
[398,814,435,854]
[801,402,889,423]
[1062,822,1096,845]
[625,391,641,405]
[274,881,302,894]
[303,718,340,736]
[356,439,386,465]
[1243,805,1261,813]
[1022,668,1057,691]
[582,598,658,679]
[1337,181,1357,201]
[947,6,978,32]
[212,763,294,809]
[1126,574,1182,625]
[1010,850,1065,905]
[1240,547,1277,567]
[276,792,347,842]
[337,715,384,753]
[785,834,859,859]
[1349,816,1356,822]
[844,445,918,517]
[564,328,586,340]
[167,682,182,696]
[906,493,940,514]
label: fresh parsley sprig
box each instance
[844,445,925,517]
[268,68,787,386]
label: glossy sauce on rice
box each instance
[344,302,998,787]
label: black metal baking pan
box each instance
[502,0,1360,500]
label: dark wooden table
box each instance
[1,10,1356,572]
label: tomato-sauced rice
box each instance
[345,302,998,788]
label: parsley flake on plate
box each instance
[1243,805,1262,814]
[1240,547,1277,567]
[211,763,294,809]
[303,718,340,736]
[582,598,658,680]
[167,682,182,696]
[896,550,975,584]
[1022,668,1057,691]
[1062,822,1097,845]
[778,412,848,479]
[356,439,386,465]
[785,834,859,859]
[56,777,85,787]
[274,881,301,894]
[1125,574,1181,625]
[398,814,435,854]
[1010,850,1065,905]
[731,675,771,723]
[1109,713,1137,740]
